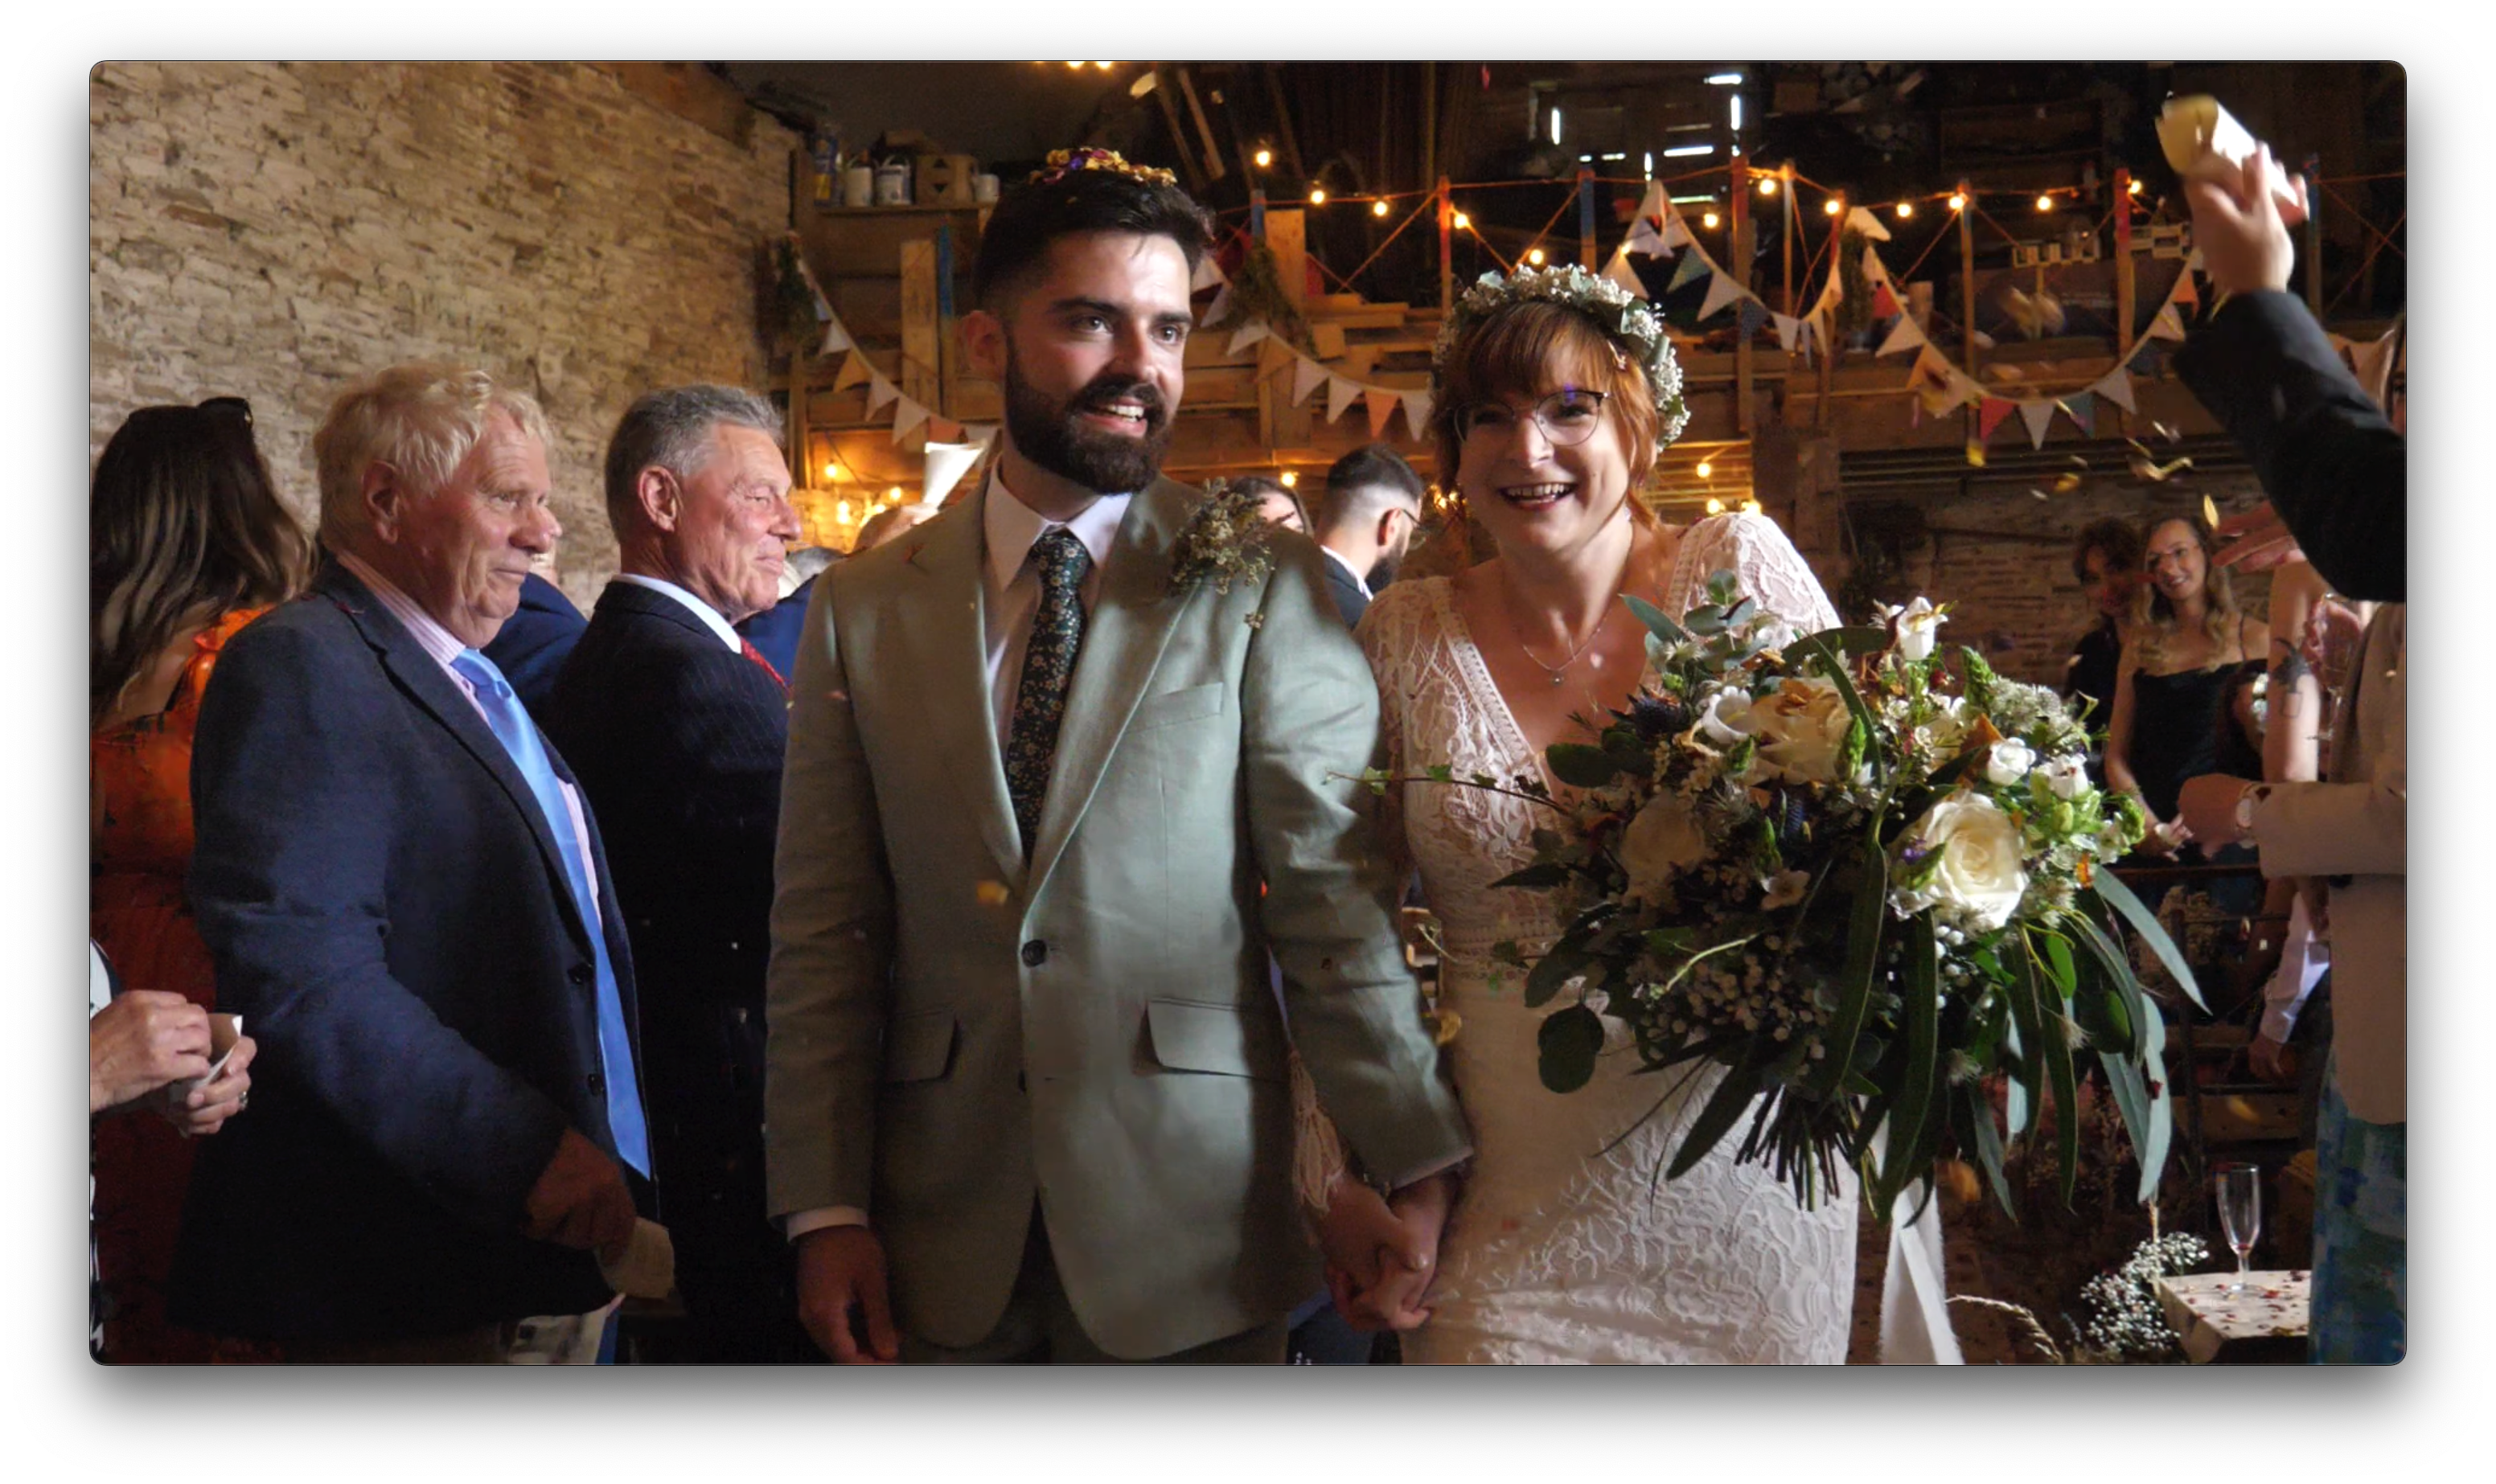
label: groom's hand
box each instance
[1323,1171,1451,1331]
[795,1224,900,1363]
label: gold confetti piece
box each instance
[2052,471,2084,494]
[2067,453,2090,467]
[975,880,1010,907]
[2153,420,2182,443]
[2128,453,2194,482]
[2028,488,2051,501]
[1964,441,1986,469]
[1432,1011,1464,1046]
[2202,494,2222,529]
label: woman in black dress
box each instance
[2105,514,2270,859]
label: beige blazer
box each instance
[2252,603,2404,1123]
[763,477,1469,1359]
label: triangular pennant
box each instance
[2170,268,2198,309]
[1698,266,1747,321]
[834,351,872,392]
[1862,243,1890,283]
[1658,199,1694,250]
[1871,282,1903,322]
[889,396,930,443]
[1200,282,1234,327]
[1913,343,1950,380]
[1364,388,1398,441]
[960,423,999,448]
[1621,180,1669,255]
[1875,315,1924,357]
[1845,205,1894,242]
[1401,389,1434,441]
[2149,304,2186,342]
[865,375,900,413]
[1190,252,1227,293]
[1227,321,1271,355]
[2132,339,2167,378]
[1771,313,1801,353]
[1326,375,1361,424]
[1601,248,1648,297]
[1946,371,1985,408]
[819,318,852,356]
[1291,354,1329,407]
[2018,399,2055,450]
[926,416,964,445]
[2059,392,2097,438]
[1977,397,2016,441]
[1669,248,1713,293]
[2092,367,2137,413]
[1736,298,1769,338]
[1812,271,1844,316]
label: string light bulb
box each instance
[835,499,853,523]
[1253,148,1273,170]
[1948,192,1967,212]
[1451,211,1471,230]
[1526,247,1546,265]
[1705,497,1726,515]
[1279,470,1299,488]
[2035,193,2055,212]
[885,486,904,504]
[821,463,836,481]
[1694,459,1714,479]
[2128,178,2145,196]
[1701,211,1720,230]
[1373,199,1390,217]
[1740,498,1762,514]
[1757,177,1777,197]
[1824,197,1842,216]
[1308,187,1326,205]
[1895,201,1914,219]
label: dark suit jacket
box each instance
[2174,291,2403,601]
[543,582,787,1256]
[173,560,642,1343]
[482,572,589,721]
[1320,548,1369,631]
[733,573,818,683]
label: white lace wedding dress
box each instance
[1322,513,1956,1364]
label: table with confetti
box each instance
[2153,1271,2310,1363]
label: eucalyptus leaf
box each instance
[1523,944,1587,1007]
[2089,872,2206,1011]
[1812,822,1889,1098]
[1963,1083,2016,1220]
[1878,916,1942,1210]
[1489,862,1570,891]
[1622,593,1687,646]
[2042,1002,2080,1207]
[1545,743,1623,789]
[1665,1057,1767,1181]
[1536,1004,1606,1093]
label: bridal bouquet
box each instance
[1443,576,2201,1215]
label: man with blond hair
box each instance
[173,362,651,1362]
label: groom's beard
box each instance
[1001,351,1175,496]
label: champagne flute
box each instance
[2214,1162,2263,1293]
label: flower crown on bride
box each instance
[1430,264,1691,449]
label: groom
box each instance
[763,154,1470,1363]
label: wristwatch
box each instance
[2233,781,2271,842]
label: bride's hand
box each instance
[1319,1172,1447,1331]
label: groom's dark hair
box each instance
[971,165,1214,316]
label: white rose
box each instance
[1891,596,1948,662]
[1923,695,1973,752]
[1984,738,2037,787]
[2096,821,2132,859]
[1891,793,2030,933]
[1697,687,1752,746]
[1618,794,1712,904]
[2039,754,2089,800]
[1744,675,1855,785]
[1760,868,1811,911]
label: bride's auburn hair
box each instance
[1431,300,1664,519]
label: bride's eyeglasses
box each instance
[1457,389,1609,447]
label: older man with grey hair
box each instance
[544,384,811,1362]
[174,362,650,1361]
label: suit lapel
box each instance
[894,494,1027,888]
[318,562,594,951]
[1025,478,1201,897]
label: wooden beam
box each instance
[1175,66,1227,182]
[601,63,753,148]
[1262,64,1307,181]
[1146,66,1207,193]
[899,239,941,415]
[1266,207,1307,310]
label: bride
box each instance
[1303,267,1954,1364]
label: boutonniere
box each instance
[1167,478,1278,598]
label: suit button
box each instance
[568,965,591,986]
[1021,940,1048,967]
[586,1072,606,1096]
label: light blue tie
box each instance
[450,649,650,1178]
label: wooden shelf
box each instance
[808,203,991,218]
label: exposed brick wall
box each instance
[90,62,801,605]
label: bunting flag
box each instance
[2132,339,2168,378]
[2092,366,2137,413]
[960,423,999,449]
[1862,243,1890,284]
[1660,212,1693,251]
[2059,392,2097,437]
[1201,282,1234,327]
[1977,397,2016,441]
[1811,270,1844,318]
[2018,399,2056,450]
[2170,267,2199,309]
[889,396,930,443]
[1845,205,1895,242]
[1290,354,1329,407]
[1227,321,1271,355]
[2148,303,2187,342]
[1601,248,1647,297]
[1771,313,1801,353]
[1364,388,1399,441]
[1190,252,1228,293]
[1402,389,1434,441]
[1736,299,1770,339]
[1698,266,1748,321]
[1876,315,1925,358]
[1326,375,1361,424]
[833,351,872,391]
[865,375,900,413]
[1946,371,1985,408]
[926,416,964,445]
[1669,248,1713,293]
[819,318,852,356]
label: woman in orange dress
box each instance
[91,398,308,1363]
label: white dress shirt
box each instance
[612,571,745,652]
[335,551,606,921]
[786,470,1131,1244]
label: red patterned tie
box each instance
[741,639,787,691]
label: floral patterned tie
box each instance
[1004,528,1092,858]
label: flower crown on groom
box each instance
[1029,147,1179,189]
[1430,264,1692,449]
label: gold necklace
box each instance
[1504,579,1614,687]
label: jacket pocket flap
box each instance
[1146,998,1275,1078]
[1130,682,1225,731]
[881,1009,958,1084]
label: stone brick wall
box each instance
[90,62,802,604]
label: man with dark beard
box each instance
[1311,444,1427,630]
[763,150,1469,1364]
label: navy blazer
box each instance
[482,571,589,721]
[1320,553,1369,632]
[733,573,818,683]
[544,583,786,1203]
[172,560,643,1343]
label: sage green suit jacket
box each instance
[763,477,1470,1359]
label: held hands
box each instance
[794,1224,899,1363]
[1319,1170,1451,1332]
[161,1034,257,1138]
[2182,143,2309,300]
[88,990,212,1114]
[523,1127,638,1262]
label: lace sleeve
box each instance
[1673,512,1841,637]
